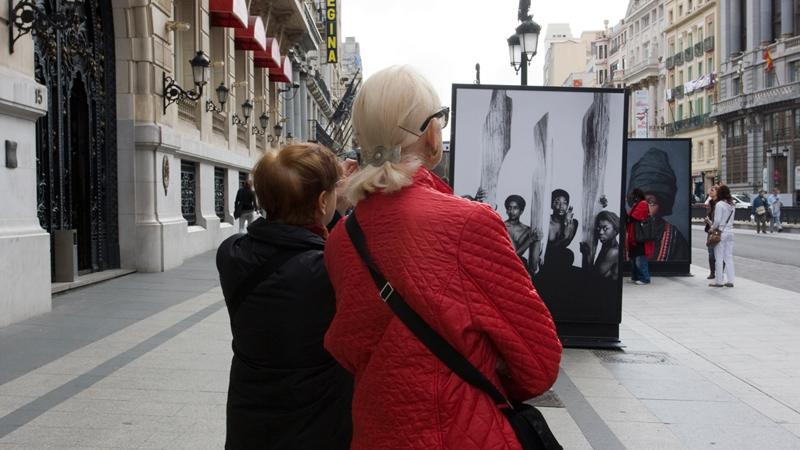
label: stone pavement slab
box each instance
[1,252,799,449]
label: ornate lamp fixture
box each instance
[507,3,541,86]
[267,123,283,143]
[163,51,210,114]
[232,99,253,127]
[8,0,84,54]
[252,112,269,135]
[205,82,229,113]
[278,83,301,100]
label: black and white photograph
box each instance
[450,84,627,345]
[625,139,692,275]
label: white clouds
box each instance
[340,0,630,134]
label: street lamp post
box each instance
[507,13,541,86]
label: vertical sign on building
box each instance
[634,90,649,138]
[326,0,338,64]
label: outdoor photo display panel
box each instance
[450,84,627,347]
[625,138,692,275]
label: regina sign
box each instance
[326,0,338,63]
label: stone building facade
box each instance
[712,0,800,205]
[664,0,722,192]
[0,0,357,326]
[623,0,667,138]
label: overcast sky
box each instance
[340,0,630,134]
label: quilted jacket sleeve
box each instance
[458,206,562,400]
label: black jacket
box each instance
[235,187,256,213]
[216,218,352,450]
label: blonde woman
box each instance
[323,66,562,450]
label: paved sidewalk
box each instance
[1,253,799,449]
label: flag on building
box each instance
[763,48,775,72]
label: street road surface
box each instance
[691,226,800,293]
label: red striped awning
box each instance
[254,38,281,69]
[234,16,267,51]
[209,0,247,29]
[269,56,292,84]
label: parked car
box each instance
[731,193,752,209]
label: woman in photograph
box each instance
[216,144,352,450]
[323,65,562,450]
[710,184,736,288]
[626,188,653,285]
[580,210,620,281]
[628,148,690,262]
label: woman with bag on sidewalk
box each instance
[323,66,563,450]
[709,184,736,288]
[216,144,353,449]
[703,185,719,279]
[626,189,654,285]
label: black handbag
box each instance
[634,215,656,243]
[345,212,562,450]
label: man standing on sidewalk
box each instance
[768,188,783,233]
[752,190,770,234]
[234,179,257,233]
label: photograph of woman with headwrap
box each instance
[626,145,690,264]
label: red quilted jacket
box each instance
[324,167,563,450]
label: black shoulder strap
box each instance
[345,212,512,408]
[226,248,303,319]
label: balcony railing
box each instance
[666,56,674,70]
[704,36,714,52]
[694,42,704,57]
[665,113,711,136]
[684,47,694,62]
[674,52,684,66]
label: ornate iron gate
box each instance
[32,0,119,273]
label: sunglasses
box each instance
[399,106,450,137]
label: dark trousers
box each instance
[755,213,768,233]
[632,255,651,283]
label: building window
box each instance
[698,61,703,75]
[696,98,703,115]
[214,167,226,221]
[727,119,747,183]
[678,104,684,120]
[181,161,197,226]
[766,70,777,88]
[688,66,693,80]
[773,0,782,41]
[697,142,704,160]
[707,95,713,113]
[732,77,741,95]
[174,0,198,124]
[790,61,800,82]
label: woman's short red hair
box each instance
[252,143,342,225]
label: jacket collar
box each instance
[413,166,454,195]
[245,218,326,251]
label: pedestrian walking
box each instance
[704,185,719,280]
[234,179,256,232]
[753,190,770,234]
[626,188,654,285]
[323,66,562,450]
[710,184,736,288]
[216,144,353,450]
[768,187,784,233]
